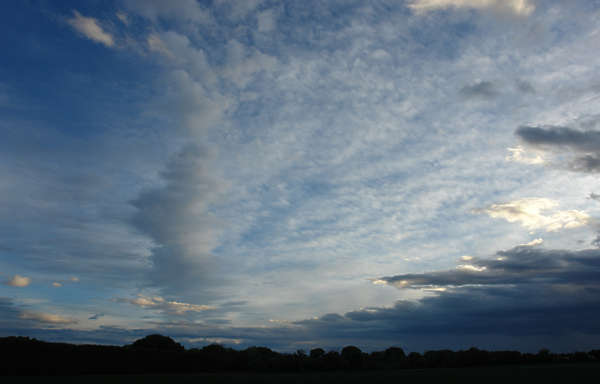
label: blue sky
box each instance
[2,0,600,352]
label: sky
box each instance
[2,0,600,353]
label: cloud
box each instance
[5,275,31,287]
[408,0,535,16]
[376,245,600,290]
[515,79,535,94]
[505,146,545,165]
[123,0,211,23]
[88,313,104,320]
[516,126,600,173]
[118,295,214,315]
[521,238,543,246]
[131,145,227,293]
[116,11,129,25]
[147,34,173,58]
[67,11,114,47]
[52,282,62,287]
[19,311,76,325]
[459,81,499,99]
[478,198,589,232]
[257,9,276,32]
[516,126,600,153]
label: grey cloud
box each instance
[516,126,600,152]
[88,313,104,320]
[459,81,498,99]
[516,79,535,94]
[516,125,600,172]
[131,144,227,295]
[377,246,600,289]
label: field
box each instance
[5,363,600,383]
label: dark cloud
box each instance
[378,246,600,289]
[459,81,498,99]
[88,313,104,320]
[516,125,600,172]
[516,79,535,94]
[516,126,600,152]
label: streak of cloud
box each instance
[67,11,114,47]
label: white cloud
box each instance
[456,264,487,272]
[506,146,545,165]
[480,198,589,232]
[521,238,543,246]
[121,295,215,315]
[20,311,76,325]
[5,275,31,287]
[52,282,62,287]
[408,0,535,16]
[67,11,114,47]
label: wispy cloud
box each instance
[19,311,76,325]
[117,295,215,315]
[408,0,535,16]
[67,11,114,47]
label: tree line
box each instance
[1,334,599,375]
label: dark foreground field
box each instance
[5,364,600,384]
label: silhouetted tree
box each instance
[128,334,184,352]
[310,347,325,359]
[341,345,363,368]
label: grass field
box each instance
[5,364,600,384]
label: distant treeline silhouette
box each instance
[1,334,599,375]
